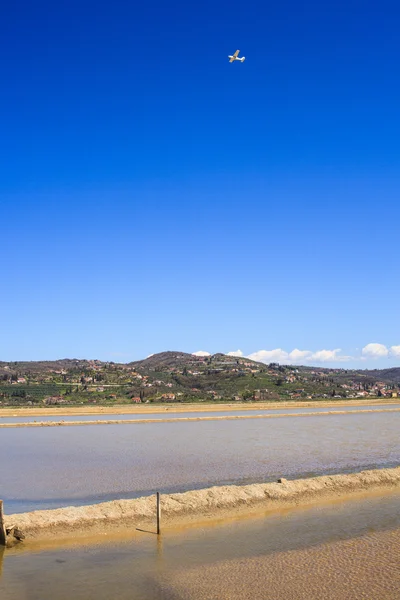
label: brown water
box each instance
[164,528,400,599]
[1,490,400,599]
[2,411,400,513]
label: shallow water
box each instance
[0,403,398,423]
[1,490,400,599]
[1,411,400,513]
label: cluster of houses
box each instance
[1,355,399,405]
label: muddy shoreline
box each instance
[1,398,398,418]
[1,407,400,428]
[4,466,400,546]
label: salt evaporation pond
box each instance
[0,403,398,423]
[2,490,400,600]
[1,410,399,513]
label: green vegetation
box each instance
[0,352,399,407]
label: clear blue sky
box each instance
[1,0,399,368]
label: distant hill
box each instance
[129,351,201,371]
[0,352,399,406]
[360,368,400,384]
[0,358,100,376]
[129,351,267,371]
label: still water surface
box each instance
[1,490,400,599]
[1,411,399,513]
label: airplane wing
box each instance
[233,50,240,57]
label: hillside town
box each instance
[0,352,399,406]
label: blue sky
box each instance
[1,0,399,368]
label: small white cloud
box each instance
[311,349,352,363]
[247,348,353,365]
[362,343,389,359]
[390,345,400,358]
[288,349,313,362]
[227,349,244,357]
[247,349,289,364]
[192,350,211,357]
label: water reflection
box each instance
[1,411,400,513]
[1,491,400,599]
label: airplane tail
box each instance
[240,57,245,62]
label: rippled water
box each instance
[0,403,398,423]
[1,411,399,513]
[1,491,400,599]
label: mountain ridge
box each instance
[0,351,399,406]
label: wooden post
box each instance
[156,492,161,535]
[0,501,6,547]
[0,546,4,577]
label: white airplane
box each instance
[228,49,245,63]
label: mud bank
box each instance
[1,399,398,418]
[4,466,400,544]
[1,407,400,428]
[0,408,400,429]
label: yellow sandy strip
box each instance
[1,399,398,417]
[1,407,400,427]
[4,466,400,543]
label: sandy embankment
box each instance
[4,466,400,544]
[1,398,398,418]
[2,407,400,428]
